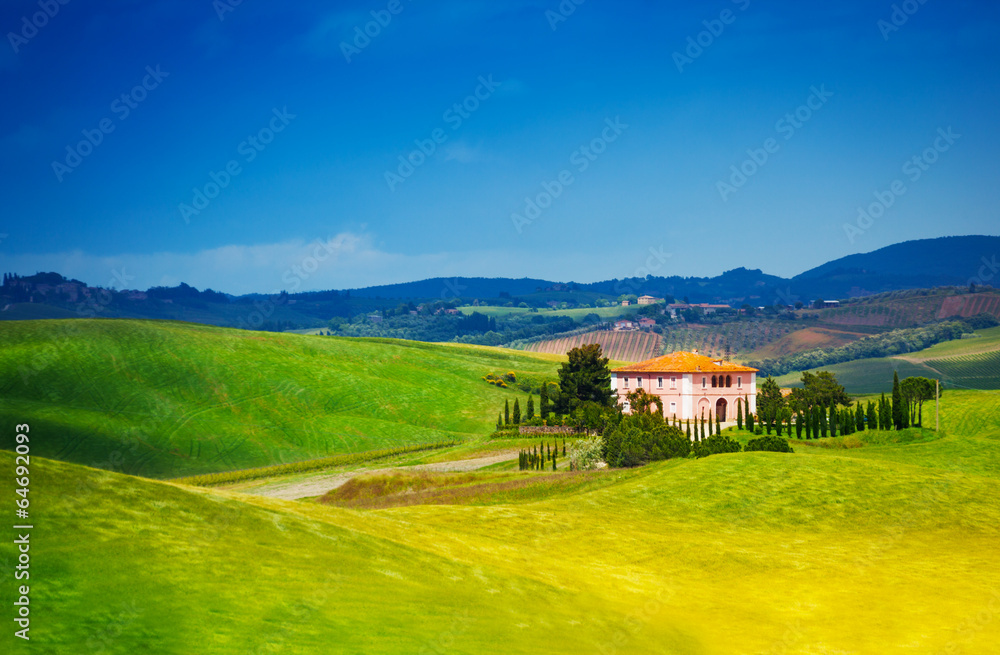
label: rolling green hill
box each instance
[775,327,1000,393]
[5,389,1000,654]
[0,320,560,478]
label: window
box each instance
[637,377,642,388]
[624,377,629,388]
[670,376,676,389]
[726,375,732,388]
[711,375,717,388]
[737,376,742,388]
[670,402,676,415]
[657,377,663,389]
[702,377,707,388]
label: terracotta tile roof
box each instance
[613,351,758,373]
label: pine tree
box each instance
[527,395,535,420]
[881,393,890,431]
[540,384,549,421]
[504,400,510,427]
[737,398,744,430]
[513,399,521,425]
[892,371,903,430]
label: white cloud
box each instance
[0,231,638,295]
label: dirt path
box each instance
[243,452,518,501]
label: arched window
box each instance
[726,375,732,388]
[711,375,717,387]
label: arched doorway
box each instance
[716,398,728,422]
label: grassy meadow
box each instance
[0,320,561,478]
[3,389,1000,653]
[3,318,1000,653]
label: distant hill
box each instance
[2,235,997,331]
[341,235,998,303]
[790,235,1000,299]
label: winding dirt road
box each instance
[242,452,517,500]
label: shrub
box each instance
[745,436,794,453]
[602,413,690,468]
[693,434,742,458]
[568,436,605,470]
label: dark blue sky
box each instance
[1,0,997,294]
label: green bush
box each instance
[693,434,742,458]
[602,413,689,468]
[745,436,794,453]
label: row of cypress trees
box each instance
[660,412,721,442]
[519,440,566,471]
[728,371,921,440]
[497,396,537,430]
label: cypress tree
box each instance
[774,410,783,436]
[708,411,714,437]
[829,404,837,438]
[686,420,691,441]
[716,411,722,435]
[892,372,903,430]
[866,401,876,431]
[804,409,812,439]
[513,399,521,425]
[746,410,754,433]
[819,405,827,438]
[700,412,705,441]
[504,400,510,426]
[562,439,566,456]
[737,398,744,430]
[527,395,535,420]
[540,384,549,421]
[497,413,503,431]
[796,411,804,439]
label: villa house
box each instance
[611,350,757,422]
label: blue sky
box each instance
[1,0,997,294]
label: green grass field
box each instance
[5,318,1000,653]
[774,327,1000,393]
[774,356,941,393]
[903,326,1000,360]
[4,389,1000,653]
[0,320,561,478]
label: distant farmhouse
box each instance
[666,302,733,318]
[637,295,665,305]
[611,350,758,422]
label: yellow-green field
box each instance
[3,389,999,653]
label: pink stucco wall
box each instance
[611,370,756,422]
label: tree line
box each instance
[748,320,979,377]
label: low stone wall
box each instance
[518,425,579,435]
